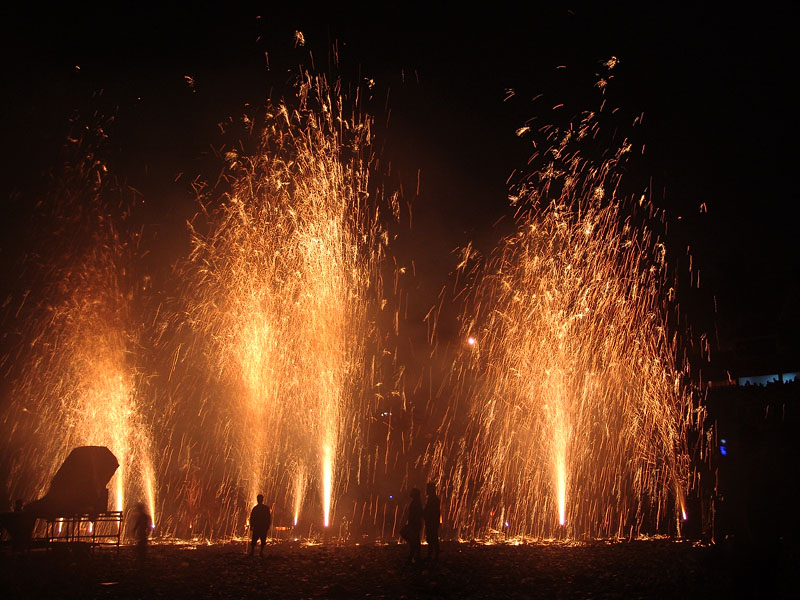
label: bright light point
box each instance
[115,471,124,513]
[467,337,476,346]
[556,451,567,528]
[681,510,688,521]
[293,469,305,531]
[322,444,333,528]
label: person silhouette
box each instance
[248,494,271,557]
[1,499,35,553]
[130,502,152,568]
[404,488,423,564]
[424,482,441,560]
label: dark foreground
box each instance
[1,538,797,599]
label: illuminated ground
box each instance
[0,539,794,598]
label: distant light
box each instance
[720,446,727,456]
[504,521,509,528]
[738,374,780,386]
[467,337,476,346]
[389,495,393,500]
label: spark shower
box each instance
[0,67,699,540]
[434,109,698,539]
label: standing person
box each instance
[403,488,423,564]
[130,502,152,569]
[248,494,271,557]
[424,482,441,561]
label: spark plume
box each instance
[439,109,698,539]
[2,131,157,523]
[0,60,701,544]
[183,72,391,533]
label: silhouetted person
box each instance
[404,488,423,564]
[130,502,152,569]
[424,482,441,560]
[0,499,35,553]
[249,494,271,557]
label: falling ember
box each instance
[443,104,696,539]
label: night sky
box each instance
[1,4,797,377]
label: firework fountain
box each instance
[1,129,157,524]
[183,73,391,533]
[0,56,701,543]
[437,99,698,539]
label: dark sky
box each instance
[1,4,797,374]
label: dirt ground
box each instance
[1,538,796,599]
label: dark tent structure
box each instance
[24,446,119,518]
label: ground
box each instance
[0,538,796,599]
